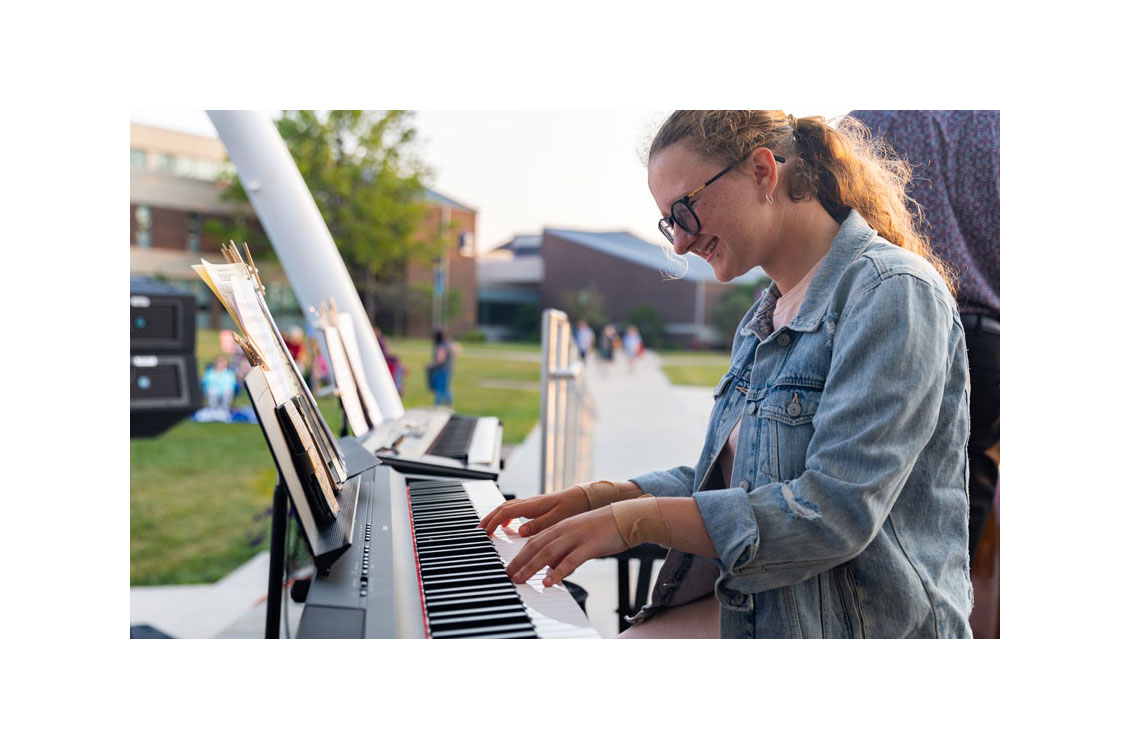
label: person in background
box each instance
[219,328,251,390]
[481,110,972,638]
[574,319,595,362]
[597,323,619,373]
[622,325,643,373]
[283,326,305,375]
[374,325,405,396]
[201,356,238,420]
[849,109,999,637]
[429,329,459,407]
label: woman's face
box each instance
[648,140,774,283]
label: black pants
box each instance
[963,315,1000,557]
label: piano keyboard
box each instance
[408,478,599,639]
[426,415,477,460]
[297,467,598,638]
[360,410,502,480]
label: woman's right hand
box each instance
[478,487,590,538]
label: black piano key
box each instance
[430,622,538,639]
[425,594,525,613]
[427,604,529,622]
[423,581,519,598]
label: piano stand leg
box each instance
[265,479,289,639]
[617,559,631,633]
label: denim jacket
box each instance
[630,210,973,638]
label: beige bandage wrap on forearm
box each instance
[575,480,643,510]
[610,495,671,547]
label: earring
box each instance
[766,193,775,205]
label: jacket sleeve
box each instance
[694,271,963,595]
[629,465,696,498]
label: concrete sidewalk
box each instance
[130,349,714,639]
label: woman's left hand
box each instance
[507,506,628,588]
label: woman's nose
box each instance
[671,224,697,255]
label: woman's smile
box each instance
[696,237,719,262]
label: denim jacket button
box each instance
[786,402,802,417]
[778,333,791,347]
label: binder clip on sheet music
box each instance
[194,242,347,524]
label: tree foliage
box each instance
[213,110,444,321]
[561,284,608,329]
[626,304,668,350]
[710,279,772,344]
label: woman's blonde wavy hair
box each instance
[649,110,955,294]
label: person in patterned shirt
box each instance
[849,110,1000,571]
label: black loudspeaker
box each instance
[130,276,197,351]
[130,277,201,438]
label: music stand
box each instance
[244,367,362,637]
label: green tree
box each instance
[710,280,771,344]
[626,304,668,351]
[561,284,607,329]
[212,110,444,323]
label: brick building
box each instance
[394,190,479,338]
[129,121,479,336]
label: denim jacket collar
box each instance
[740,209,878,338]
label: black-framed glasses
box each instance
[658,153,786,243]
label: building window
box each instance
[155,153,176,172]
[135,205,152,248]
[183,157,222,181]
[131,148,147,170]
[187,213,202,253]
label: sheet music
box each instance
[248,291,347,486]
[337,313,384,425]
[230,276,296,402]
[324,325,369,437]
[193,259,251,326]
[196,248,346,487]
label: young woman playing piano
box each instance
[480,110,973,638]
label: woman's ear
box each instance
[746,147,779,187]
[745,147,780,197]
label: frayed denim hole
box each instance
[780,483,822,520]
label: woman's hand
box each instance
[478,487,590,537]
[506,506,628,587]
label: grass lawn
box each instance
[131,332,730,586]
[130,332,542,585]
[659,350,731,388]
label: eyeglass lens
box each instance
[660,202,700,243]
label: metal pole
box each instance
[539,311,552,495]
[207,110,404,420]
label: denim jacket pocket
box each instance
[713,372,735,400]
[759,384,823,482]
[815,567,864,638]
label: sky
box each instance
[128,109,846,254]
